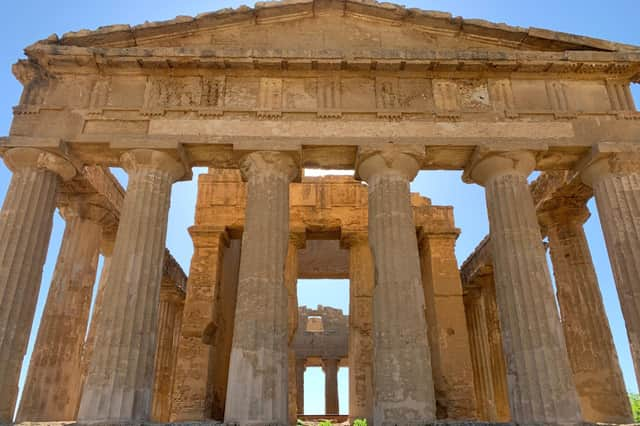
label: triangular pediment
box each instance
[45,0,639,55]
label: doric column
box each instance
[286,234,304,425]
[151,282,185,422]
[581,152,640,393]
[463,288,498,421]
[77,149,184,422]
[296,359,306,416]
[342,232,374,424]
[464,150,582,423]
[224,151,298,425]
[356,144,436,424]
[80,242,113,400]
[0,148,75,422]
[323,358,340,415]
[17,199,108,421]
[479,274,510,422]
[418,231,477,419]
[170,227,228,421]
[539,198,632,423]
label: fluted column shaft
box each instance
[296,359,305,415]
[344,233,374,424]
[542,205,632,423]
[17,210,102,421]
[81,253,112,394]
[480,274,510,421]
[0,148,75,422]
[357,145,435,424]
[78,149,184,422]
[286,236,303,425]
[466,151,581,423]
[151,287,184,422]
[464,289,498,421]
[323,358,340,415]
[224,151,298,425]
[581,154,640,392]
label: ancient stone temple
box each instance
[0,0,639,425]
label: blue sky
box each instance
[1,0,638,418]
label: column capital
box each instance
[580,151,640,188]
[3,148,76,181]
[239,151,299,182]
[120,149,186,182]
[355,143,425,182]
[57,194,116,227]
[417,229,461,247]
[188,225,229,249]
[340,230,369,249]
[537,197,590,231]
[289,230,307,250]
[463,149,536,186]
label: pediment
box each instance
[47,0,639,56]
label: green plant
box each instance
[630,393,640,422]
[353,419,367,426]
[318,421,333,426]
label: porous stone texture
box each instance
[581,153,640,394]
[418,232,478,420]
[465,151,582,423]
[481,277,510,422]
[78,149,184,422]
[170,228,228,421]
[0,148,75,422]
[17,204,103,421]
[151,283,185,422]
[539,201,632,423]
[343,233,374,424]
[224,151,298,425]
[285,235,303,424]
[295,359,305,416]
[357,144,436,424]
[464,289,498,422]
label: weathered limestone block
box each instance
[78,149,184,422]
[286,235,304,425]
[465,151,582,423]
[210,239,242,420]
[323,358,340,415]
[581,153,640,394]
[17,201,105,421]
[463,288,498,422]
[343,233,374,424]
[419,232,478,420]
[0,148,75,422]
[356,144,436,424]
[479,275,510,422]
[539,201,632,423]
[151,284,185,422]
[170,227,228,421]
[295,359,305,416]
[224,151,298,425]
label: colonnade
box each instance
[0,144,638,425]
[294,358,342,416]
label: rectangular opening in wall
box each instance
[631,83,639,110]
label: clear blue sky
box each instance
[0,0,638,418]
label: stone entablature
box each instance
[194,170,457,240]
[4,0,640,176]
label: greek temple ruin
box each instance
[0,0,639,424]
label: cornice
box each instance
[32,0,639,54]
